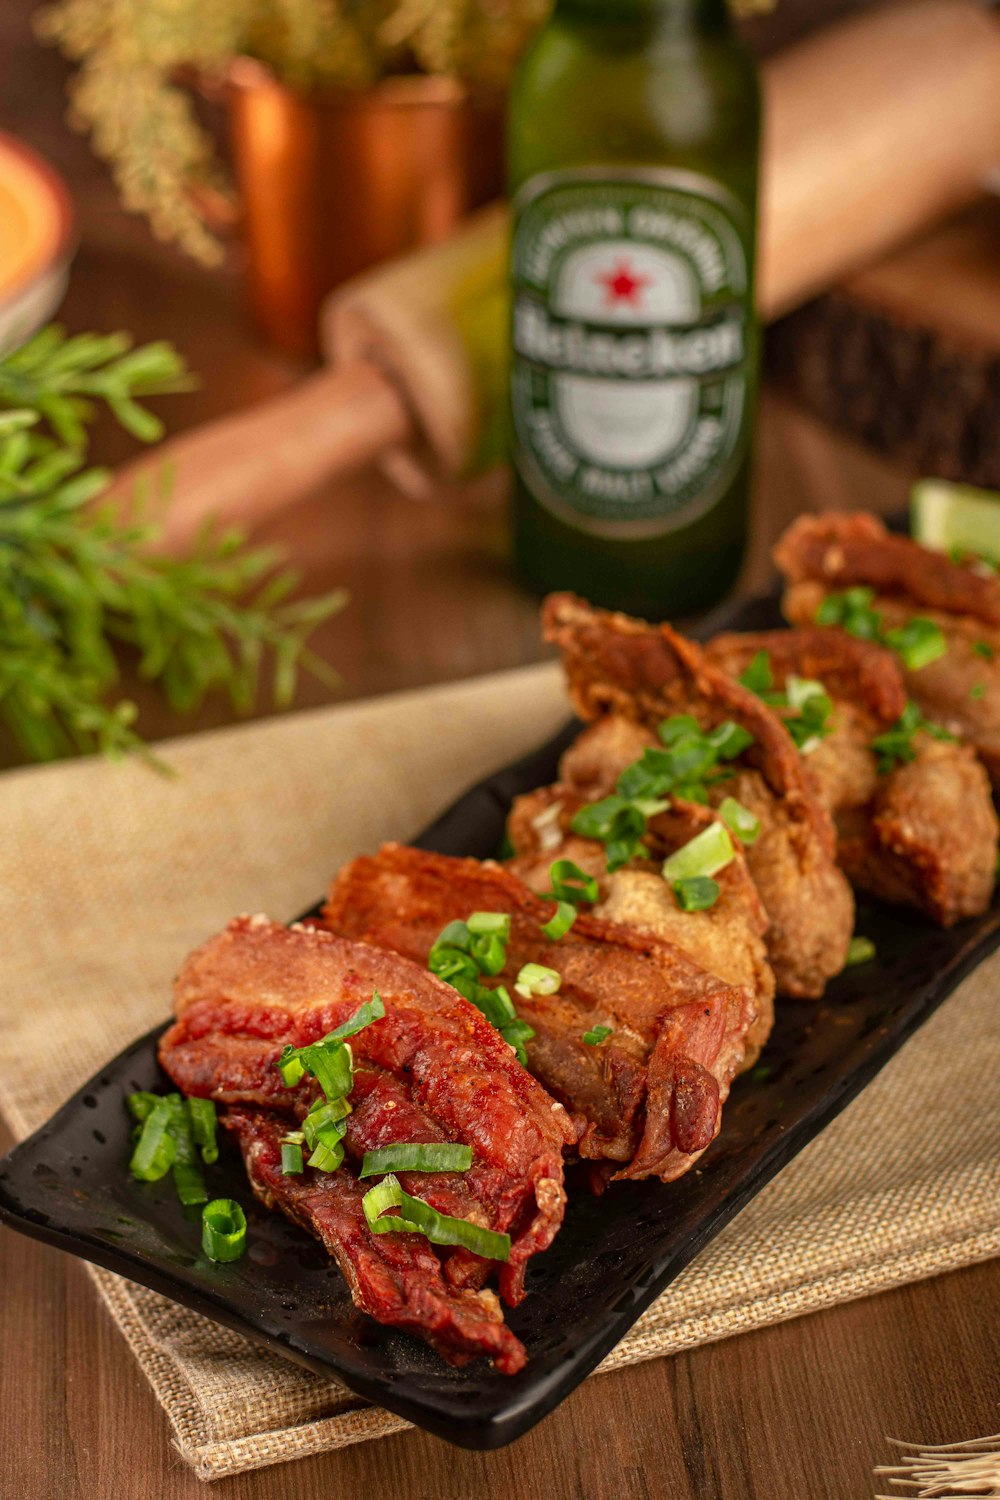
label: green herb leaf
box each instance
[884,618,947,671]
[0,324,345,765]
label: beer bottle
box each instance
[507,0,760,618]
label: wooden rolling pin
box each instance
[118,0,1000,550]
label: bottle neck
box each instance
[555,0,733,37]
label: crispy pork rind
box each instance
[324,844,758,1184]
[161,916,576,1319]
[541,593,854,998]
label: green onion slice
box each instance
[274,991,384,1100]
[846,935,876,967]
[359,1142,473,1178]
[467,911,511,938]
[544,858,600,906]
[514,962,561,1000]
[125,1091,161,1125]
[738,651,773,696]
[308,1138,345,1172]
[187,1097,219,1164]
[541,900,577,942]
[884,618,947,671]
[201,1199,247,1262]
[302,1101,350,1151]
[973,641,994,660]
[281,1141,304,1175]
[673,876,721,911]
[662,822,736,884]
[166,1095,208,1206]
[129,1098,176,1182]
[718,796,761,846]
[582,1025,612,1046]
[362,1174,511,1261]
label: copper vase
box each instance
[226,62,506,356]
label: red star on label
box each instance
[596,258,652,309]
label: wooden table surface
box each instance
[3,6,999,1498]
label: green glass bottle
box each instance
[507,0,760,618]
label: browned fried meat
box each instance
[775,512,1000,782]
[225,1107,526,1373]
[507,781,774,1069]
[323,843,758,1183]
[160,915,576,1357]
[542,593,854,998]
[705,626,998,925]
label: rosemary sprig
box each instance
[0,325,345,764]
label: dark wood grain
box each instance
[3,2,998,1496]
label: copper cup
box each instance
[226,61,506,356]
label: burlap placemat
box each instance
[2,662,998,1481]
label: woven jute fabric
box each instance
[2,662,998,1482]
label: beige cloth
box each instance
[1,662,998,1482]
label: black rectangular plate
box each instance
[2,586,999,1451]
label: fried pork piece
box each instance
[323,843,758,1183]
[160,915,576,1322]
[507,783,774,1069]
[542,593,854,998]
[225,1107,526,1373]
[775,511,1000,782]
[706,628,999,925]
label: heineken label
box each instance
[510,168,754,538]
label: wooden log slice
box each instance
[768,200,1000,488]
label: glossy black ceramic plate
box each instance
[2,587,999,1451]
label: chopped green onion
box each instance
[673,876,721,911]
[971,683,985,700]
[187,1097,219,1164]
[973,641,994,660]
[872,701,956,773]
[433,919,471,949]
[662,822,736,884]
[276,1049,306,1088]
[469,983,517,1029]
[846,936,876,967]
[706,721,754,760]
[718,796,761,846]
[281,1140,304,1175]
[274,992,384,1101]
[738,651,773,695]
[582,1025,612,1046]
[166,1095,208,1206]
[128,1098,176,1182]
[513,962,561,1000]
[816,586,883,641]
[359,1143,473,1178]
[499,1016,535,1065]
[308,1138,345,1172]
[362,1174,511,1261]
[657,714,701,745]
[302,1101,350,1151]
[360,1174,422,1234]
[201,1199,247,1262]
[467,911,511,938]
[785,675,827,711]
[324,991,387,1043]
[884,617,947,671]
[125,1091,161,1125]
[303,1039,353,1102]
[544,859,599,905]
[541,900,577,941]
